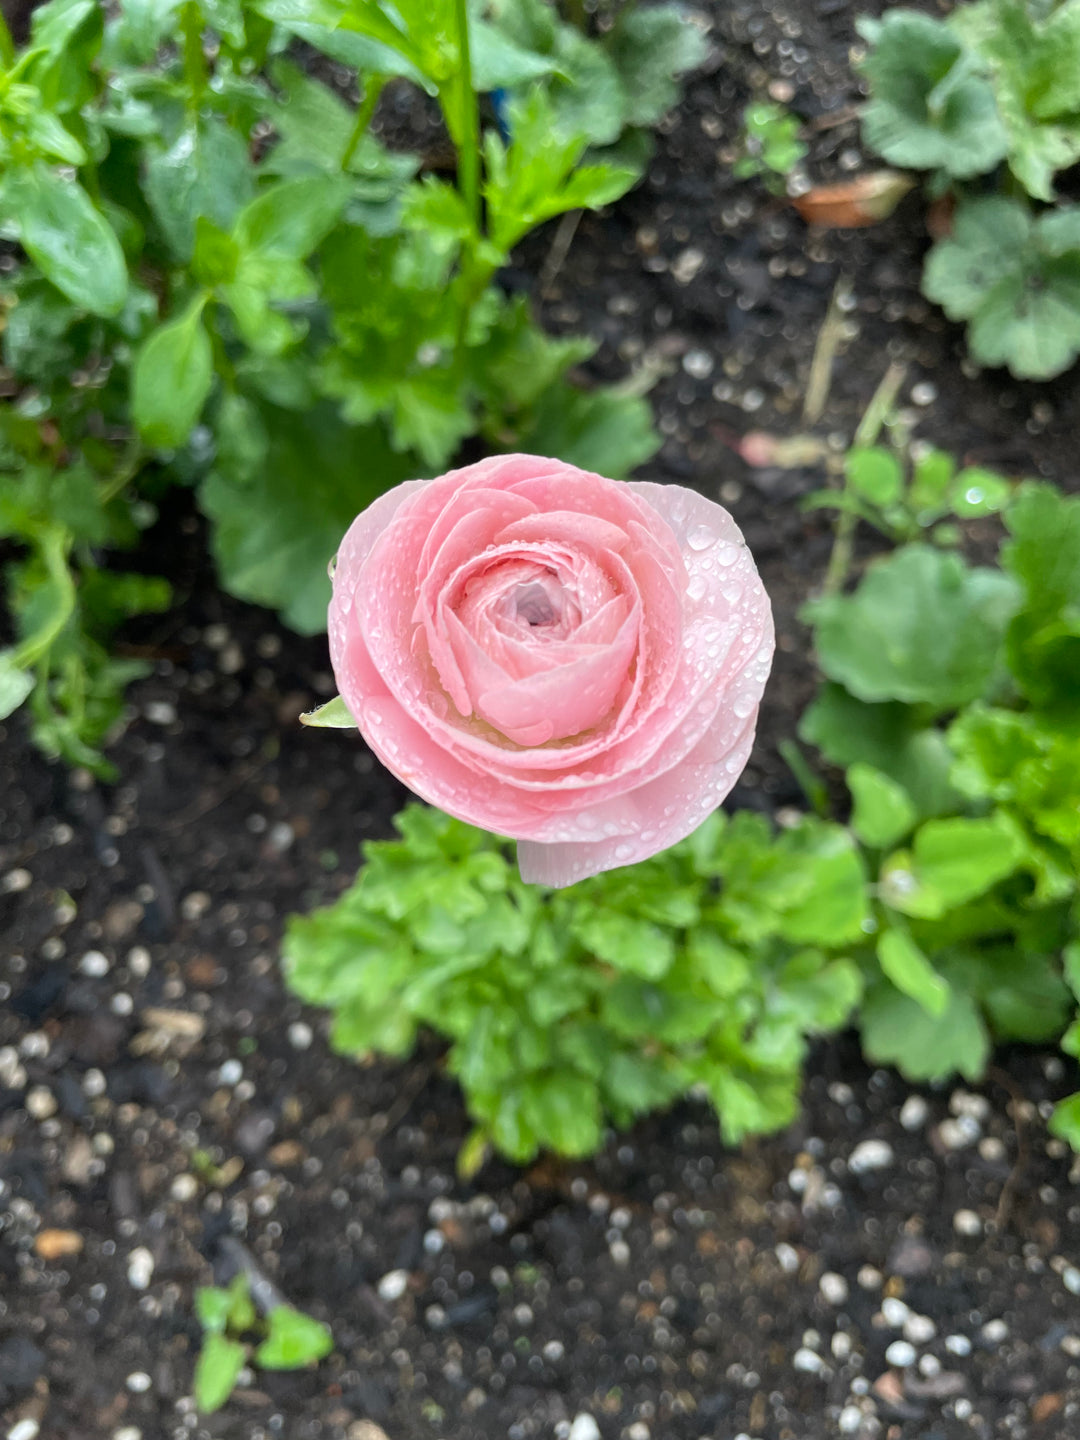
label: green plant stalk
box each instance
[12,527,75,670]
[822,360,907,596]
[0,10,15,69]
[341,74,386,172]
[180,0,207,110]
[98,437,144,507]
[450,0,480,234]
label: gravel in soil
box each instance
[3,1,1080,1438]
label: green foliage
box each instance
[802,468,1080,1090]
[734,102,808,189]
[194,1273,332,1414]
[858,0,1080,377]
[283,805,865,1164]
[0,0,679,769]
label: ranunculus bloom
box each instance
[328,454,773,887]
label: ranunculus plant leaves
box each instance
[14,164,128,316]
[132,294,214,449]
[805,545,1019,711]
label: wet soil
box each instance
[3,2,1080,1439]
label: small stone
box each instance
[82,1069,107,1098]
[218,1059,243,1086]
[949,1090,990,1121]
[918,1353,941,1377]
[144,701,177,726]
[180,891,211,922]
[287,1022,313,1050]
[543,1340,565,1362]
[127,946,151,979]
[682,349,714,379]
[671,247,705,285]
[838,1405,863,1434]
[79,949,110,977]
[377,1269,409,1302]
[170,1174,198,1202]
[626,1425,650,1440]
[978,1136,1006,1162]
[25,1086,57,1120]
[885,1340,916,1368]
[793,1347,824,1373]
[899,1095,929,1130]
[831,1332,853,1360]
[880,1297,910,1328]
[938,1116,981,1150]
[112,1430,142,1440]
[857,1266,883,1291]
[819,1272,849,1305]
[0,1048,27,1090]
[910,381,937,406]
[1062,1266,1080,1296]
[34,1228,84,1261]
[609,1238,630,1266]
[1,868,32,894]
[568,1416,601,1440]
[125,1371,152,1393]
[945,1334,972,1357]
[953,1208,982,1236]
[903,1314,937,1345]
[127,1247,154,1290]
[7,1421,40,1440]
[775,1242,800,1273]
[981,1318,1008,1344]
[849,1139,894,1174]
[347,1425,391,1440]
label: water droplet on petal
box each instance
[687,523,716,551]
[614,843,633,861]
[717,543,739,567]
[733,694,754,719]
[687,574,707,601]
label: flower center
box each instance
[513,581,558,628]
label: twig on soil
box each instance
[802,273,852,425]
[540,209,583,298]
[988,1065,1031,1231]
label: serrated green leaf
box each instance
[571,907,674,980]
[877,929,950,1018]
[806,544,1019,711]
[880,812,1025,920]
[607,5,709,129]
[847,762,917,849]
[1048,1092,1080,1150]
[846,447,902,506]
[516,381,659,478]
[145,119,254,262]
[860,981,989,1082]
[949,465,1011,518]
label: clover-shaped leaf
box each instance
[857,10,1007,177]
[923,197,1080,379]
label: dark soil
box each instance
[3,3,1080,1439]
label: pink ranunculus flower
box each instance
[328,454,774,888]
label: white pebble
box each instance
[857,1266,883,1290]
[880,1297,910,1327]
[125,1371,152,1392]
[954,1399,973,1421]
[127,946,151,978]
[423,1229,445,1255]
[127,1247,154,1290]
[569,1416,601,1440]
[626,1424,650,1440]
[171,1174,198,1202]
[609,1239,630,1266]
[903,1313,936,1344]
[899,1095,928,1130]
[144,700,176,726]
[978,1136,1006,1162]
[1,868,32,894]
[831,1331,853,1360]
[819,1272,849,1305]
[110,993,134,1016]
[848,1139,894,1174]
[218,1059,243,1086]
[79,949,110,977]
[775,1243,800,1273]
[377,1269,409,1302]
[82,1069,107,1098]
[945,1333,972,1357]
[953,1208,982,1236]
[793,1347,824,1373]
[0,1048,26,1090]
[950,1090,990,1121]
[25,1086,57,1120]
[938,1116,981,1149]
[838,1405,863,1434]
[1063,1266,1080,1295]
[288,1022,313,1050]
[7,1422,40,1440]
[981,1318,1008,1344]
[885,1339,916,1368]
[112,1430,142,1440]
[918,1353,941,1377]
[543,1340,565,1362]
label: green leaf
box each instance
[805,544,1019,711]
[908,448,955,520]
[876,929,950,1018]
[606,5,709,129]
[1049,1092,1080,1150]
[949,466,1011,519]
[194,1333,247,1414]
[857,10,1007,177]
[16,164,127,317]
[470,18,561,91]
[254,1307,333,1370]
[0,651,35,720]
[1002,481,1080,618]
[923,198,1080,379]
[699,1064,799,1144]
[800,684,962,820]
[880,812,1025,920]
[773,824,870,946]
[847,762,917,849]
[299,696,358,728]
[846,447,903,506]
[200,400,416,633]
[145,119,255,261]
[192,218,240,288]
[132,295,214,449]
[233,176,351,261]
[686,931,750,996]
[860,982,989,1082]
[570,907,675,980]
[516,381,659,478]
[195,1286,233,1336]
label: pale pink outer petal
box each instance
[327,458,775,887]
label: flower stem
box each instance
[451,0,480,233]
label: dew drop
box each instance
[964,486,984,505]
[722,583,742,603]
[733,694,754,719]
[614,843,633,861]
[687,574,707,601]
[717,543,739,567]
[687,523,716,551]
